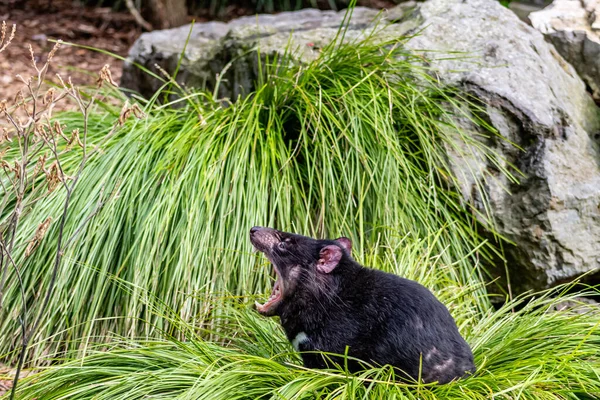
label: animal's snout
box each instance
[250,227,280,252]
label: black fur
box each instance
[250,227,476,384]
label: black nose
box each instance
[250,226,260,235]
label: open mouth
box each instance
[249,227,286,316]
[255,263,284,316]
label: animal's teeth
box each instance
[255,300,264,310]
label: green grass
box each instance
[2,27,512,365]
[2,8,599,400]
[7,229,600,398]
[11,258,600,399]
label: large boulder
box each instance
[530,0,600,101]
[407,0,600,293]
[120,7,405,100]
[121,0,600,293]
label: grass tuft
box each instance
[1,28,513,363]
[12,281,600,399]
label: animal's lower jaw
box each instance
[255,279,283,316]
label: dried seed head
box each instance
[118,101,132,126]
[14,90,24,107]
[154,63,172,81]
[25,217,53,257]
[35,123,48,139]
[97,64,118,88]
[47,40,61,63]
[44,161,60,192]
[0,127,10,143]
[32,153,47,179]
[13,159,20,180]
[0,22,16,53]
[71,128,83,148]
[53,120,68,141]
[0,99,7,113]
[28,43,37,70]
[117,102,145,126]
[131,103,146,119]
[43,88,56,105]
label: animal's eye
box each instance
[277,241,287,251]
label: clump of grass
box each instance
[11,272,600,399]
[1,26,513,363]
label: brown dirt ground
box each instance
[1,0,141,115]
[0,364,33,397]
[1,0,396,113]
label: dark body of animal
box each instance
[250,226,476,384]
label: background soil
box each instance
[0,365,9,397]
[1,0,141,113]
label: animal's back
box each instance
[339,267,475,383]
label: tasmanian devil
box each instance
[250,226,476,384]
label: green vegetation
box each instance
[2,13,599,400]
[0,31,511,363]
[13,278,600,399]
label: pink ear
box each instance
[317,245,343,274]
[335,237,352,254]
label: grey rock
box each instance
[550,296,599,314]
[120,21,230,99]
[121,0,600,293]
[120,7,410,100]
[407,0,600,293]
[508,2,544,23]
[530,0,600,101]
